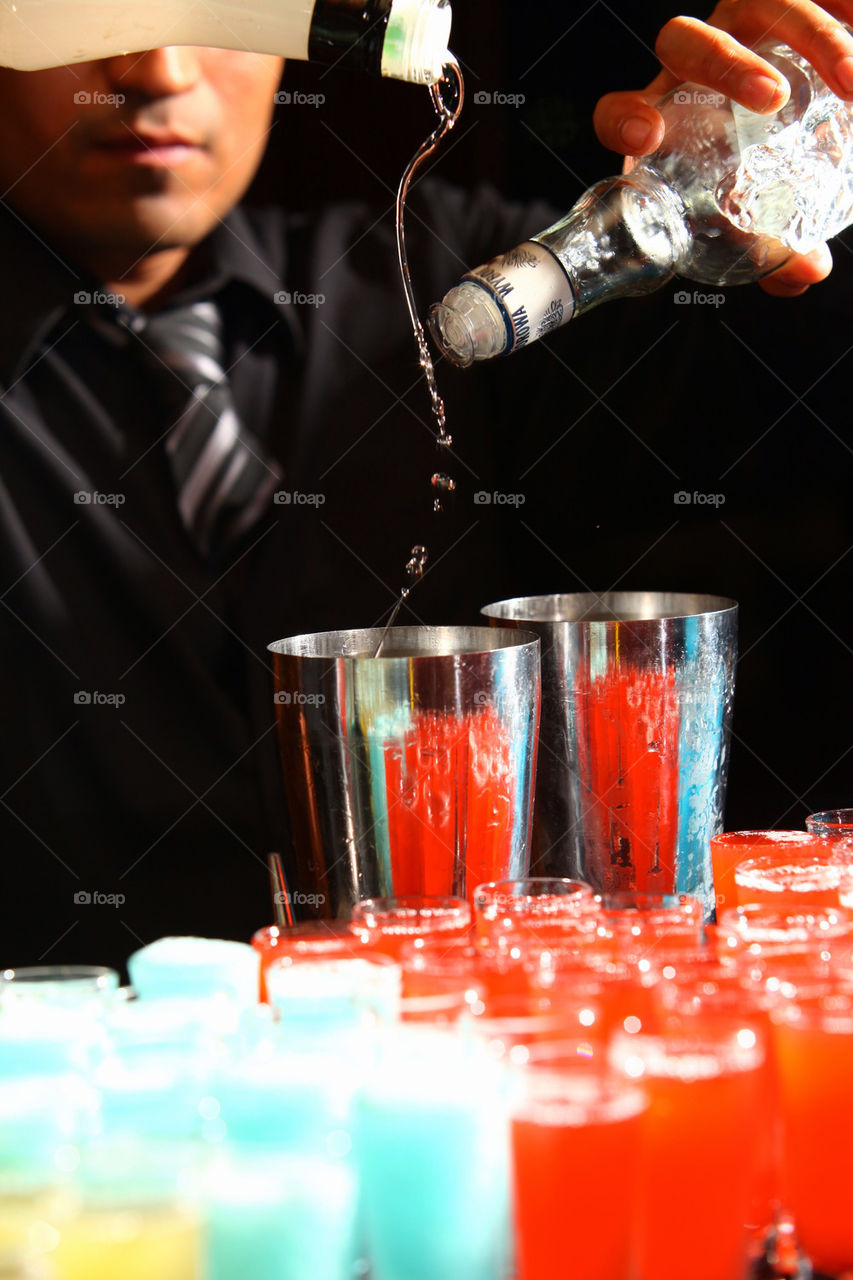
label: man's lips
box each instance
[89,128,206,166]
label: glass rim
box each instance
[710,829,822,848]
[0,964,118,987]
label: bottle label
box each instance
[462,241,574,352]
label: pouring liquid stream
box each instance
[373,58,464,658]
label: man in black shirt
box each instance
[0,11,847,967]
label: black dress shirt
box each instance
[0,183,554,967]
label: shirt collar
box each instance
[0,201,301,386]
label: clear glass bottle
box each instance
[430,37,853,364]
[0,0,452,84]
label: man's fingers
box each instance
[664,3,853,103]
[592,91,666,155]
[759,243,834,295]
[655,16,791,110]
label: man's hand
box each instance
[593,0,853,294]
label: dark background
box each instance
[252,0,851,833]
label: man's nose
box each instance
[103,47,203,96]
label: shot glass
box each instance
[805,808,853,841]
[0,965,119,1010]
[472,878,597,949]
[511,1045,647,1280]
[350,896,471,961]
[265,949,400,1035]
[732,854,853,910]
[611,1011,768,1280]
[127,937,260,1005]
[710,831,824,914]
[773,989,853,1276]
[251,922,367,1002]
[355,1027,510,1280]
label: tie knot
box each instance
[142,300,226,390]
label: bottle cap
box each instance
[429,283,509,366]
[382,0,452,84]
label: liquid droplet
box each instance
[433,498,443,514]
[406,545,429,581]
[436,433,453,449]
[431,472,456,493]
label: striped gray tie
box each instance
[143,300,282,560]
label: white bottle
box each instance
[0,0,452,84]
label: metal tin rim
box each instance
[268,624,541,659]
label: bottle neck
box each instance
[308,0,451,82]
[308,0,391,74]
[536,174,688,317]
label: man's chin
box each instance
[68,196,225,260]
